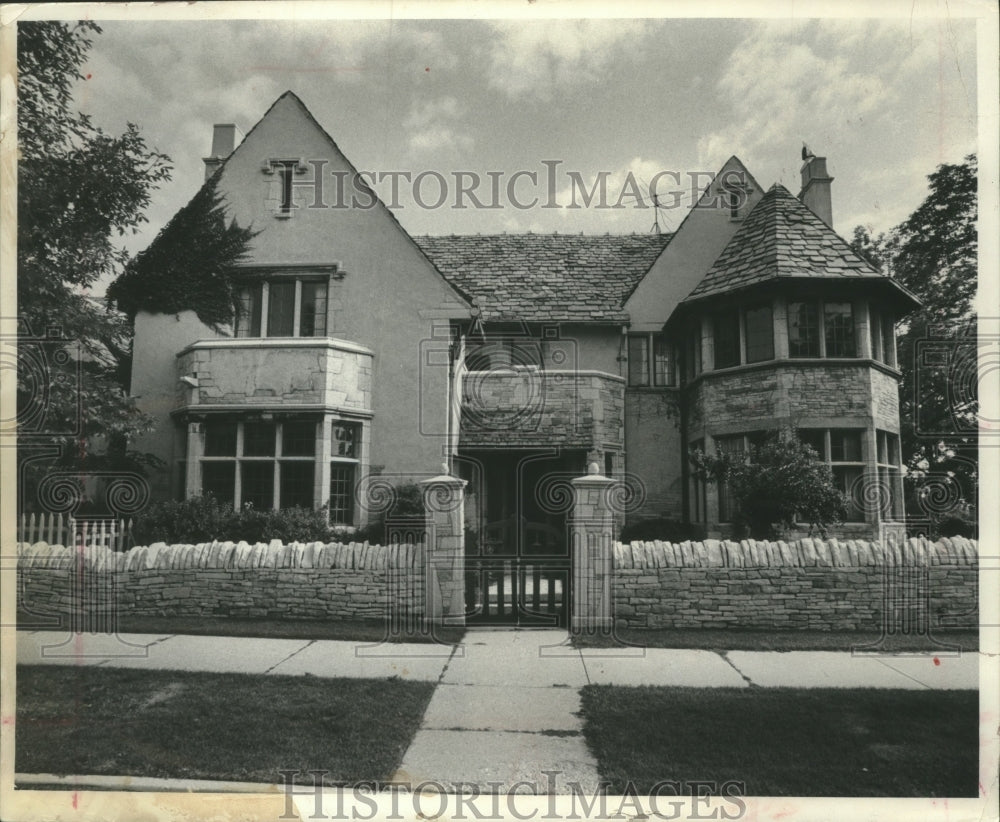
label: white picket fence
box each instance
[17,512,134,552]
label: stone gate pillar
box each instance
[420,468,466,627]
[571,462,614,633]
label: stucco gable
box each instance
[208,91,473,313]
[622,156,766,332]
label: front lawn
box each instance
[580,685,979,797]
[16,665,434,784]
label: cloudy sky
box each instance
[46,7,981,293]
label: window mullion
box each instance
[261,282,271,338]
[818,300,826,357]
[273,422,282,509]
[234,423,244,509]
[293,279,302,337]
[647,333,655,385]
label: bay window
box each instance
[330,421,360,525]
[876,429,903,519]
[201,418,318,510]
[796,428,865,521]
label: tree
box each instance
[690,431,847,539]
[108,175,258,331]
[851,155,978,536]
[17,21,174,511]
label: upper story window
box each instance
[628,333,676,387]
[466,337,542,370]
[710,303,773,369]
[824,302,856,357]
[684,320,702,381]
[869,309,897,367]
[743,304,774,363]
[788,300,857,359]
[235,278,328,338]
[712,309,740,369]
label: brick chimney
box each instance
[203,123,244,181]
[799,155,834,229]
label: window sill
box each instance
[685,357,902,387]
[177,336,374,357]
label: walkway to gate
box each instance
[393,629,602,794]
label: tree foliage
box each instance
[16,21,174,508]
[850,154,978,535]
[690,431,847,539]
[108,175,258,330]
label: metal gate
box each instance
[465,518,570,627]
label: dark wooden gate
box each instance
[465,517,570,627]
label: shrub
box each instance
[936,514,976,539]
[691,430,847,539]
[619,518,701,544]
[130,494,232,545]
[130,495,335,546]
[355,481,426,544]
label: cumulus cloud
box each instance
[485,19,657,100]
[403,96,474,154]
[696,18,977,234]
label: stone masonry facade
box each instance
[176,339,373,410]
[460,370,624,449]
[687,362,896,435]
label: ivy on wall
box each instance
[108,175,258,330]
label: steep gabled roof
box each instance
[683,183,917,307]
[414,233,672,322]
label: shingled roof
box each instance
[683,183,895,303]
[414,233,671,322]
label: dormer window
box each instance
[235,277,328,338]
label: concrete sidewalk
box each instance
[15,629,980,690]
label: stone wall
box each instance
[461,369,624,449]
[17,540,424,622]
[613,536,978,631]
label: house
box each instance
[119,91,919,564]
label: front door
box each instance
[460,450,578,627]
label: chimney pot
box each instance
[203,123,244,181]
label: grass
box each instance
[18,612,465,645]
[580,685,979,797]
[573,627,979,652]
[16,665,434,785]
